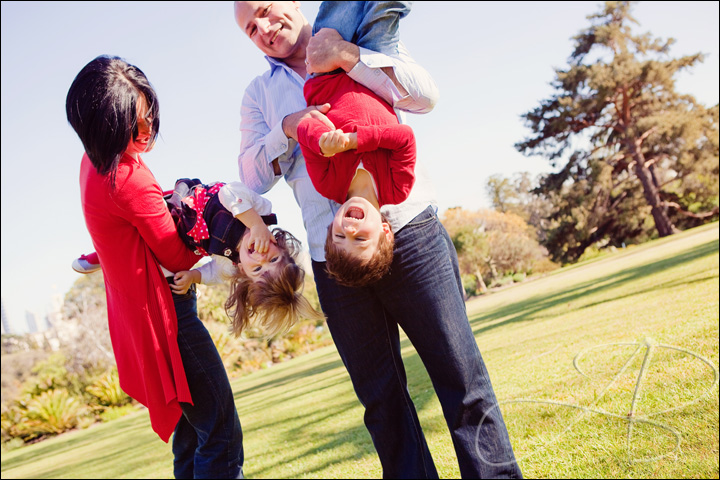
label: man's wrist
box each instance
[340,42,361,72]
[281,114,292,139]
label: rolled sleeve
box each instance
[348,42,439,115]
[265,120,292,163]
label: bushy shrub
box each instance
[86,367,131,409]
[461,274,478,298]
[99,404,137,423]
[491,275,516,288]
[16,389,89,441]
[442,207,558,286]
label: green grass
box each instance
[2,223,718,479]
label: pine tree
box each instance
[516,1,719,262]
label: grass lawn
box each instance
[2,222,718,479]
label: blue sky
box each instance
[1,1,718,334]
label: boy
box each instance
[297,1,415,287]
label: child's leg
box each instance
[355,1,411,56]
[72,251,101,274]
[312,1,365,43]
[313,1,411,56]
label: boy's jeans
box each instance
[313,206,522,478]
[313,1,412,56]
[171,283,244,479]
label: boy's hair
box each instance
[225,228,324,337]
[324,222,395,288]
[66,55,160,178]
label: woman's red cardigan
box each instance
[79,153,201,442]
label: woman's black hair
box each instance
[65,55,160,178]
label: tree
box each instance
[485,172,554,243]
[516,1,719,262]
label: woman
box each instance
[66,55,243,479]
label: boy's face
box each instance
[331,197,391,263]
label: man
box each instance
[233,2,522,478]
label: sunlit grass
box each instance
[1,222,717,479]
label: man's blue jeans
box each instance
[171,284,244,479]
[313,206,522,478]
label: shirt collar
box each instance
[264,55,305,83]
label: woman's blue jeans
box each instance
[313,206,522,478]
[171,283,244,479]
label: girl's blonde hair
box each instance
[225,228,325,337]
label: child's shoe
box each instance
[72,252,101,274]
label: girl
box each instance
[67,55,243,478]
[74,177,322,338]
[165,178,324,337]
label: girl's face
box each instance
[238,234,285,282]
[125,94,154,159]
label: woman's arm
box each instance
[114,163,201,272]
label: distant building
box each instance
[1,298,12,335]
[25,311,38,334]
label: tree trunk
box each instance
[474,268,488,294]
[629,141,678,237]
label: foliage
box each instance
[99,404,138,423]
[21,353,86,400]
[23,389,89,436]
[196,272,331,376]
[461,274,479,298]
[60,271,115,375]
[515,1,719,263]
[1,350,48,410]
[2,389,90,443]
[441,207,557,296]
[485,172,554,243]
[85,367,131,408]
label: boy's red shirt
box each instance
[299,72,416,206]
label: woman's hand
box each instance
[171,270,200,295]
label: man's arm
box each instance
[238,87,288,193]
[239,80,335,191]
[306,28,439,115]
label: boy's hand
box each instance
[248,224,277,254]
[320,129,357,157]
[171,270,200,295]
[283,104,333,141]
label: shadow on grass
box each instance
[468,239,718,337]
[235,328,443,478]
[0,410,166,478]
[246,352,441,478]
[232,349,345,400]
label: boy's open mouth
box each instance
[346,207,364,220]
